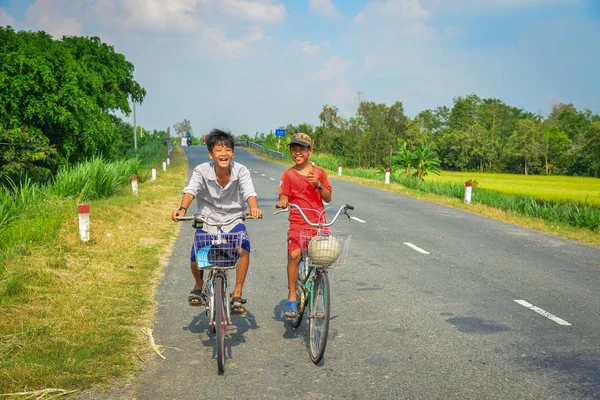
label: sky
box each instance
[1,0,599,137]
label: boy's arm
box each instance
[171,193,195,221]
[315,169,332,203]
[277,170,290,208]
[246,196,262,218]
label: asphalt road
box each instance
[98,146,600,399]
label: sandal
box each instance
[231,296,247,316]
[284,301,298,320]
[188,289,204,306]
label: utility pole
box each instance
[133,102,138,150]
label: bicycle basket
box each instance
[193,232,243,270]
[300,228,351,268]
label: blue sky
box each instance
[1,0,599,136]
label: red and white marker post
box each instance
[385,168,391,184]
[131,176,138,195]
[464,181,472,204]
[338,163,342,176]
[152,166,157,181]
[162,159,167,171]
[78,204,90,242]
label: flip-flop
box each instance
[231,296,247,316]
[188,289,204,306]
[284,301,298,320]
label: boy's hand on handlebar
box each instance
[276,197,289,209]
[171,208,186,222]
[248,207,262,218]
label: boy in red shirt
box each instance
[277,133,332,319]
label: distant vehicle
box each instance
[187,137,192,146]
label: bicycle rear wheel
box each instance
[309,271,330,364]
[215,275,226,374]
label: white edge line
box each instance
[514,300,571,326]
[403,242,430,255]
[261,174,266,177]
[269,178,275,181]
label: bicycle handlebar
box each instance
[274,203,354,227]
[175,213,261,228]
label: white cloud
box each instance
[25,0,84,37]
[356,0,430,23]
[220,0,286,24]
[118,0,202,32]
[318,55,353,79]
[309,0,342,18]
[0,7,15,27]
[290,40,330,56]
[199,26,268,58]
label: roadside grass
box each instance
[245,147,600,247]
[426,171,600,207]
[0,148,186,394]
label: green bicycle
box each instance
[276,203,359,363]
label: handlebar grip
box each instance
[345,204,354,211]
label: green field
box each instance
[426,172,600,206]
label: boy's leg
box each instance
[287,249,302,301]
[232,249,249,299]
[189,262,204,304]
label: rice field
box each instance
[426,172,600,207]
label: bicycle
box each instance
[275,203,360,363]
[176,213,257,374]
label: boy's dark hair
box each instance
[206,129,235,152]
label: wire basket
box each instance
[193,232,244,270]
[300,228,351,269]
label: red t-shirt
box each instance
[279,166,332,234]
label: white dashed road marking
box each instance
[261,174,265,177]
[403,243,430,254]
[269,178,275,181]
[514,300,571,326]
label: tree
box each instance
[391,139,413,177]
[509,119,541,175]
[584,121,600,177]
[411,144,441,180]
[173,119,193,138]
[539,125,571,175]
[0,127,56,181]
[0,27,146,174]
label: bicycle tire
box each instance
[309,271,330,364]
[215,275,226,374]
[291,282,305,329]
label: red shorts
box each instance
[287,227,330,253]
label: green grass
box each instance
[0,147,186,394]
[427,171,600,207]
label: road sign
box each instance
[275,129,285,137]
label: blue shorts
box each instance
[190,223,250,262]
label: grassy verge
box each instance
[0,148,187,394]
[246,147,600,247]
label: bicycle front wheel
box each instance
[215,275,226,374]
[309,271,330,364]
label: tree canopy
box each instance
[0,26,146,178]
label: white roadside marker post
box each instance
[338,163,342,176]
[464,181,472,204]
[152,166,157,181]
[385,168,390,184]
[167,157,170,166]
[78,204,90,242]
[162,159,167,172]
[131,176,138,195]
